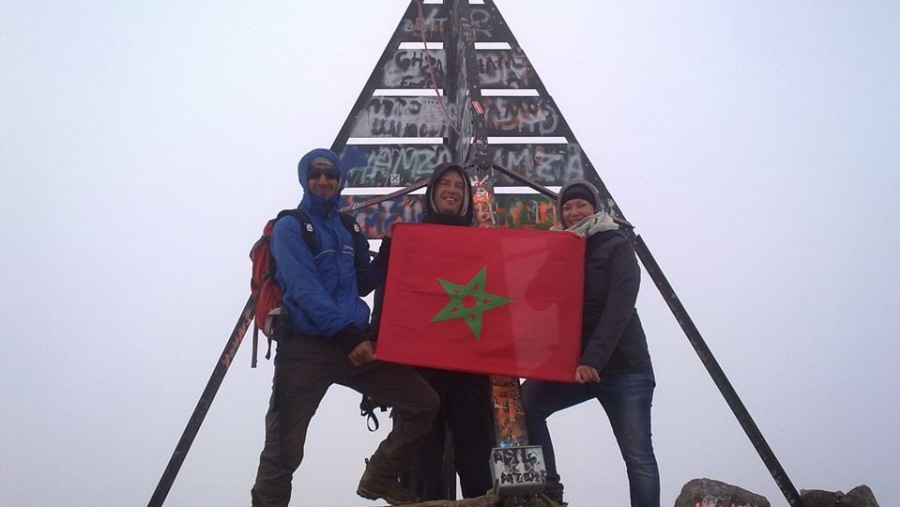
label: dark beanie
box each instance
[560,184,597,209]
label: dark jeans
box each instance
[401,369,495,500]
[251,336,439,507]
[522,372,659,507]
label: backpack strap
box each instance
[277,209,318,253]
[359,394,389,432]
[255,209,367,365]
[250,209,316,366]
[278,209,362,257]
[337,211,369,273]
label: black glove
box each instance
[330,324,365,353]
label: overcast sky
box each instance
[2,1,899,506]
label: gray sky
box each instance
[2,1,899,506]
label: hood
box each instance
[297,148,345,213]
[424,163,474,226]
[556,178,603,227]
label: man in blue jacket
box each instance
[251,148,439,507]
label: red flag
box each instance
[376,224,584,382]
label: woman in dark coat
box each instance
[522,179,660,507]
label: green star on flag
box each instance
[430,266,513,340]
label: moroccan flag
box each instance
[376,223,584,382]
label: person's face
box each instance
[561,198,595,227]
[434,170,465,215]
[307,161,340,199]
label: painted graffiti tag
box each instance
[477,50,534,88]
[483,97,565,136]
[469,6,502,42]
[490,446,547,486]
[350,97,456,137]
[382,50,447,88]
[344,145,452,187]
[489,144,587,185]
[341,193,559,238]
[399,5,446,40]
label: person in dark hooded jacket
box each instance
[371,163,495,501]
[250,148,439,507]
[521,179,659,507]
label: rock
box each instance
[844,485,882,507]
[800,484,881,507]
[674,478,770,507]
[801,489,842,506]
[360,482,881,507]
[362,493,505,507]
[362,492,564,507]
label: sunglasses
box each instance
[308,166,341,181]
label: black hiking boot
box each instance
[356,466,420,505]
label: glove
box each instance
[330,324,365,353]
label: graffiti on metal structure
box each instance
[472,174,497,227]
[399,4,446,40]
[350,97,456,137]
[342,193,558,239]
[493,195,557,230]
[456,99,475,162]
[477,50,535,89]
[482,97,567,136]
[220,303,255,369]
[343,145,452,187]
[381,49,446,88]
[492,380,528,447]
[490,144,590,185]
[469,6,505,42]
[342,196,424,239]
[491,447,546,486]
[452,13,475,162]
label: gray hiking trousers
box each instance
[251,335,439,507]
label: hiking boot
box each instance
[356,467,420,505]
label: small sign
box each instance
[490,445,546,496]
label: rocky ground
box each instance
[361,479,881,507]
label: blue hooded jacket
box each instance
[270,148,383,339]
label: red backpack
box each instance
[249,209,365,365]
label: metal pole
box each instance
[147,296,255,507]
[628,233,805,507]
[490,163,806,506]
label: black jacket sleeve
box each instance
[367,237,391,341]
[579,234,641,370]
[357,236,391,296]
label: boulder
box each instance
[800,484,880,507]
[363,493,568,507]
[673,478,770,507]
[360,482,882,507]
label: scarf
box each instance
[551,211,619,238]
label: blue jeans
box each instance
[522,372,659,507]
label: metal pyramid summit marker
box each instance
[330,0,621,237]
[148,4,807,506]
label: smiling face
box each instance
[307,158,340,199]
[561,198,595,227]
[433,169,465,215]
